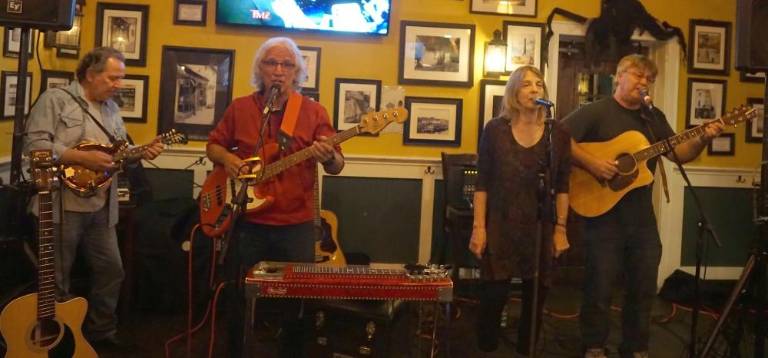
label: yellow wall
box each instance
[0,0,763,168]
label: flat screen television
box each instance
[216,0,391,35]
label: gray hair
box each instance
[76,47,125,82]
[250,37,308,91]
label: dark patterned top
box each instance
[476,117,571,282]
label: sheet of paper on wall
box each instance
[381,86,405,134]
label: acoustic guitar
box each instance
[0,150,97,358]
[569,105,757,217]
[199,107,408,238]
[61,129,187,197]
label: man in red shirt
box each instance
[207,36,343,357]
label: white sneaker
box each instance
[585,348,607,358]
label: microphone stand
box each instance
[642,105,722,358]
[530,104,556,357]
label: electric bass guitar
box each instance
[61,129,187,197]
[199,107,408,238]
[0,150,97,358]
[569,105,757,217]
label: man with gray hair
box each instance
[24,47,163,353]
[206,36,343,357]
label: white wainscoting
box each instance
[657,164,760,287]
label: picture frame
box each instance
[95,3,149,67]
[1,72,33,120]
[157,46,235,141]
[503,21,544,72]
[45,5,83,49]
[299,46,321,91]
[115,74,149,123]
[707,132,735,156]
[470,0,536,17]
[333,78,381,133]
[403,96,462,146]
[398,21,475,87]
[3,28,34,58]
[40,70,74,94]
[478,79,506,148]
[174,1,207,26]
[685,77,726,128]
[740,71,766,84]
[688,19,731,76]
[746,97,764,143]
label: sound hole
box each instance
[615,153,637,175]
[30,318,62,349]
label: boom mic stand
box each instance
[9,27,32,186]
[700,75,768,358]
[529,102,556,357]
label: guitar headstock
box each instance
[357,107,409,135]
[160,129,188,145]
[721,105,758,127]
[29,149,56,192]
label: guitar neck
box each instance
[37,191,56,320]
[259,126,360,182]
[634,119,721,162]
[114,144,148,162]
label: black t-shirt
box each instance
[562,97,675,225]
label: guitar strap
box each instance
[277,91,303,151]
[57,88,118,144]
[641,114,671,204]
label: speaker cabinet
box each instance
[736,0,768,71]
[0,0,76,31]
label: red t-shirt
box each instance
[207,91,340,225]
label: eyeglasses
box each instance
[261,59,296,70]
[626,70,655,84]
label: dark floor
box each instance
[87,279,764,358]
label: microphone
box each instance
[262,84,281,115]
[639,89,654,110]
[534,98,554,108]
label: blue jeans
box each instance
[579,216,662,355]
[224,220,314,358]
[55,206,125,341]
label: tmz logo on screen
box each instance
[250,9,271,20]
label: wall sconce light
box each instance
[484,29,507,77]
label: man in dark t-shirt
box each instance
[562,54,723,358]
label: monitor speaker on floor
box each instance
[736,0,768,71]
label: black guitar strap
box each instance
[56,88,119,144]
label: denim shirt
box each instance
[24,81,127,227]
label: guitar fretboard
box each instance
[256,126,361,183]
[37,191,56,320]
[633,119,720,162]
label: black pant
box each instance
[476,279,548,355]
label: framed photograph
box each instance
[478,79,506,147]
[175,1,207,26]
[688,19,731,76]
[403,97,462,146]
[0,72,33,120]
[503,21,544,73]
[740,71,766,83]
[3,28,34,58]
[707,132,735,156]
[45,5,83,49]
[299,46,321,91]
[40,70,74,94]
[115,74,148,123]
[95,3,149,67]
[746,97,764,143]
[398,21,475,87]
[685,78,726,128]
[333,78,381,132]
[470,0,536,17]
[158,46,235,141]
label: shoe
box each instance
[92,335,137,353]
[585,348,608,358]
